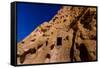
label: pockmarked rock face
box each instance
[17,6,97,64]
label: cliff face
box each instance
[17,6,97,64]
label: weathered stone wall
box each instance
[17,6,97,64]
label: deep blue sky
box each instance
[16,2,61,42]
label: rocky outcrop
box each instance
[17,6,97,64]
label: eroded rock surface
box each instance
[17,6,97,64]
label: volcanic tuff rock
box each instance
[17,6,97,64]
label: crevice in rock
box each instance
[46,53,51,59]
[37,44,43,49]
[79,43,90,61]
[70,30,77,62]
[18,48,36,63]
[50,44,55,50]
[69,8,89,62]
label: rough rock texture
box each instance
[17,6,97,64]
